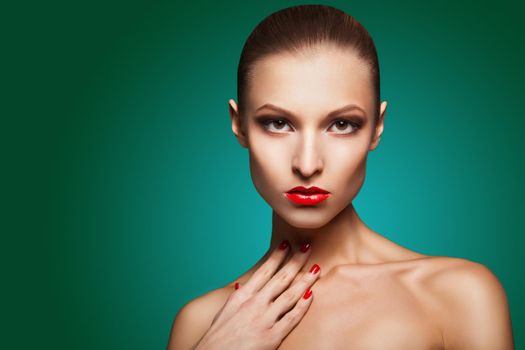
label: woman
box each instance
[168,5,514,349]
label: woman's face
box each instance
[229,46,387,229]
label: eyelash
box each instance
[258,118,362,135]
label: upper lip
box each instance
[286,186,330,194]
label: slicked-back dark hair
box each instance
[237,4,380,125]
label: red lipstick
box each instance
[284,186,331,205]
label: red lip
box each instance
[286,186,330,194]
[284,186,331,205]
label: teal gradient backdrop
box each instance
[4,0,524,349]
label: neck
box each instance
[265,203,371,276]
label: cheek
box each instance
[329,141,369,197]
[248,137,290,197]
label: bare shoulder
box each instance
[167,283,235,350]
[418,256,514,349]
[419,256,508,301]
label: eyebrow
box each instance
[254,103,367,120]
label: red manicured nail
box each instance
[279,240,289,250]
[235,282,239,290]
[299,243,310,253]
[303,287,312,299]
[309,263,320,274]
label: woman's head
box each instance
[228,5,387,229]
[236,4,381,127]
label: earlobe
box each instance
[370,100,387,151]
[228,99,248,148]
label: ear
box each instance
[369,101,387,151]
[228,99,249,148]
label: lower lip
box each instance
[284,192,330,205]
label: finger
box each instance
[258,243,312,303]
[211,282,242,326]
[290,271,305,285]
[271,287,314,340]
[267,263,320,322]
[241,240,290,294]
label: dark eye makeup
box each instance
[254,116,363,135]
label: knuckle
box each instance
[284,310,300,324]
[238,299,249,311]
[258,313,274,330]
[303,270,318,284]
[260,266,274,280]
[299,273,312,285]
[284,291,297,305]
[251,312,264,327]
[279,290,295,304]
[304,277,316,288]
[240,296,256,310]
[293,272,308,285]
[264,328,281,347]
[231,288,247,302]
[289,279,309,295]
[291,274,301,285]
[251,294,269,310]
[269,333,283,348]
[252,293,266,306]
[276,269,292,284]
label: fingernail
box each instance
[299,243,310,253]
[303,287,312,299]
[309,263,320,274]
[279,240,289,250]
[235,282,239,290]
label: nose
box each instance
[291,131,324,179]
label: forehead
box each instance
[247,46,374,117]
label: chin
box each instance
[275,205,337,229]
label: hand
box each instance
[193,241,320,350]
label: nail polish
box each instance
[235,282,239,290]
[303,287,312,299]
[299,243,310,253]
[279,240,289,250]
[309,263,320,274]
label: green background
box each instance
[3,0,524,348]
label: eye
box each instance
[262,119,293,133]
[257,117,361,135]
[328,119,361,134]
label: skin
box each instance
[168,45,514,349]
